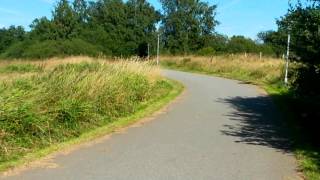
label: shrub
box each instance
[1,39,102,59]
[197,47,216,56]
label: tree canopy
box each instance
[269,0,320,96]
[160,0,218,54]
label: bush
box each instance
[292,66,320,97]
[1,39,102,59]
[0,41,29,58]
[197,47,216,56]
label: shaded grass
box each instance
[0,60,184,171]
[296,148,320,179]
[267,88,320,180]
[161,55,320,180]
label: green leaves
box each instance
[0,26,26,54]
[160,0,218,54]
[52,0,79,40]
[276,1,320,96]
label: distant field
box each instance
[161,54,285,87]
[0,57,182,170]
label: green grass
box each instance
[296,148,320,179]
[160,55,284,87]
[0,61,184,172]
[0,64,43,73]
[161,55,320,180]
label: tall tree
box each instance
[52,0,78,40]
[90,0,160,56]
[160,0,218,54]
[126,0,161,56]
[30,17,55,40]
[257,30,287,57]
[90,0,129,55]
[277,0,320,96]
[73,0,89,23]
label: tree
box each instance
[209,34,228,53]
[277,0,320,96]
[126,0,161,56]
[52,0,78,40]
[90,0,130,55]
[30,17,55,40]
[0,26,26,53]
[73,0,89,23]
[29,0,79,41]
[227,36,257,53]
[160,0,218,54]
[257,30,287,57]
[89,0,160,56]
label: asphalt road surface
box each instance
[1,70,299,180]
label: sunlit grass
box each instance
[161,54,285,86]
[0,57,180,170]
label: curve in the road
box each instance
[1,70,299,180]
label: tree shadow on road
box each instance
[218,95,294,153]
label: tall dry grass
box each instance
[0,57,171,165]
[161,54,285,85]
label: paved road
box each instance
[1,70,298,180]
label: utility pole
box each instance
[284,33,291,85]
[284,0,292,85]
[157,33,160,65]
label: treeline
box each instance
[0,0,160,58]
[0,0,275,59]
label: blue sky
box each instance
[0,0,290,39]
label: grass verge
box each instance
[161,55,319,180]
[0,59,184,172]
[0,79,183,172]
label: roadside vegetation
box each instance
[0,57,183,171]
[161,55,284,87]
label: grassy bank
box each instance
[161,55,284,87]
[161,55,319,180]
[0,57,183,171]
